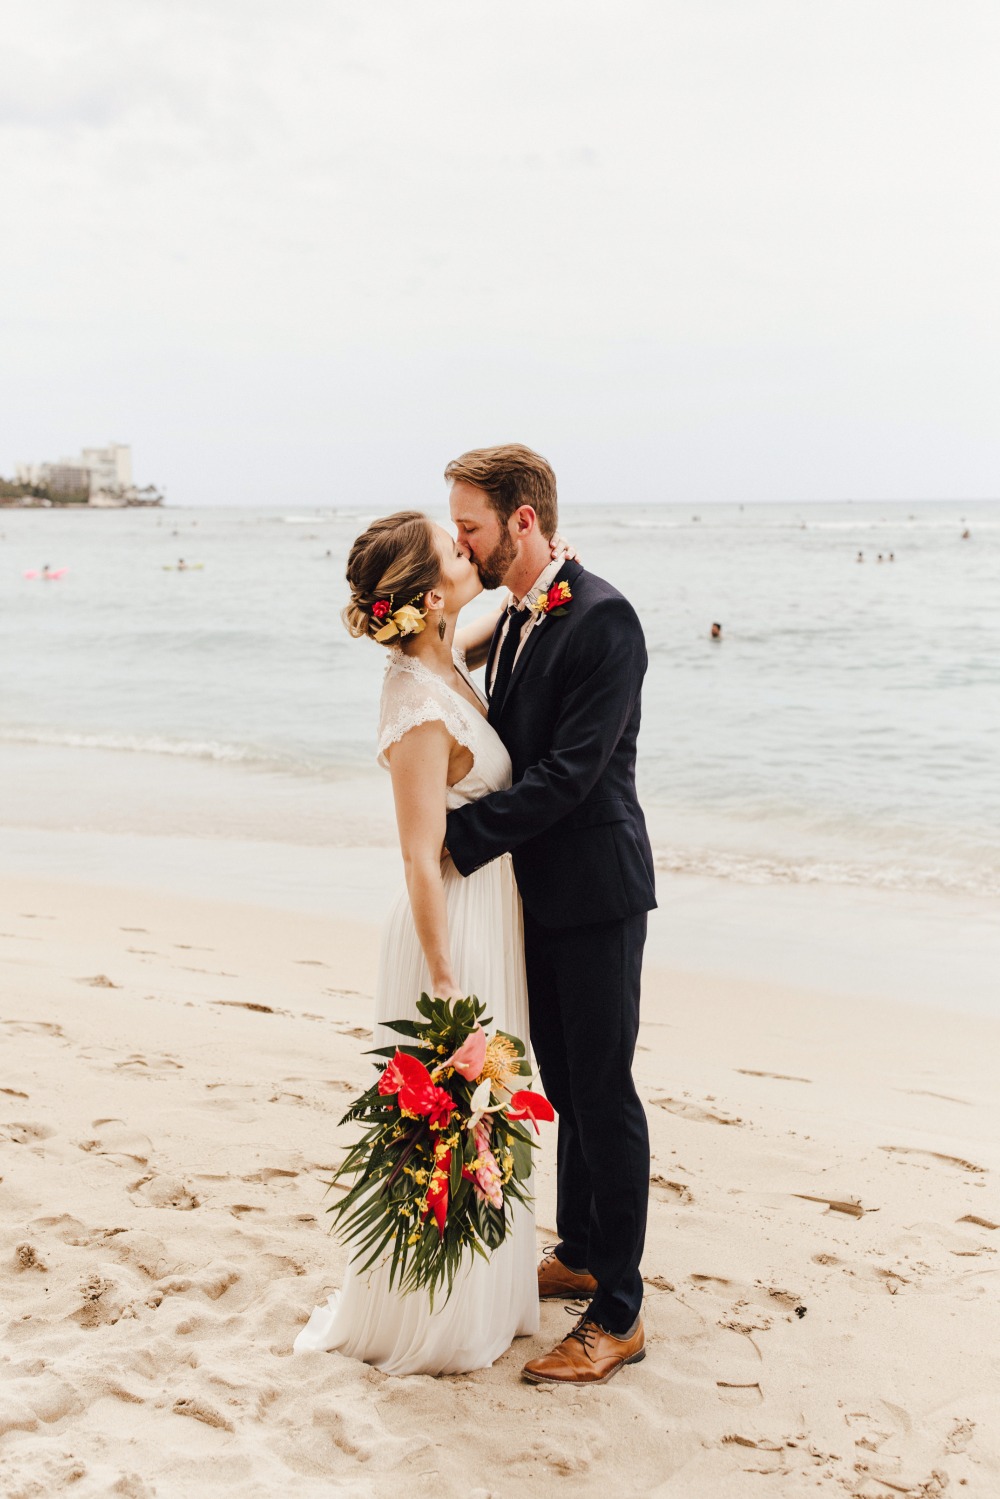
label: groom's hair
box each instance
[444,444,558,538]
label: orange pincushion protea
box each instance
[479,1034,521,1093]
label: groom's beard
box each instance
[474,526,517,591]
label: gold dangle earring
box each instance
[437,612,446,641]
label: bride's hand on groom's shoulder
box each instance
[550,531,582,565]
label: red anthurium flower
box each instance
[424,1146,451,1237]
[506,1089,555,1134]
[378,1048,433,1098]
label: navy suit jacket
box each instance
[445,559,657,930]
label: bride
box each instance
[294,508,553,1375]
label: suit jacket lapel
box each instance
[495,558,582,720]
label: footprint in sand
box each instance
[650,1174,693,1202]
[211,999,279,1015]
[1,1086,29,1099]
[14,1242,48,1272]
[793,1193,869,1219]
[114,1053,183,1073]
[643,1274,676,1292]
[241,1166,299,1185]
[73,1271,130,1328]
[2,1121,56,1145]
[172,1396,235,1432]
[76,974,121,989]
[880,1146,986,1174]
[129,1174,200,1211]
[897,1089,972,1105]
[652,1097,744,1126]
[735,1069,811,1083]
[156,1265,240,1303]
[294,958,329,967]
[2,1018,65,1039]
[77,1120,153,1164]
[689,1272,734,1294]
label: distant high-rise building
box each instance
[81,443,132,493]
[16,442,133,497]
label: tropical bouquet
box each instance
[326,993,554,1304]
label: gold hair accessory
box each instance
[370,593,427,643]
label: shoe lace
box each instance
[564,1315,600,1356]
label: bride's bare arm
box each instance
[455,603,504,672]
[386,719,460,998]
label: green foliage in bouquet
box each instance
[325,993,553,1306]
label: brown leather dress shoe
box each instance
[537,1247,598,1301]
[522,1314,646,1386]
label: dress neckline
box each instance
[388,648,488,718]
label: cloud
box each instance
[2,0,999,502]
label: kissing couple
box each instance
[294,444,656,1385]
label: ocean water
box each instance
[2,499,998,898]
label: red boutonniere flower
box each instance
[531,580,573,617]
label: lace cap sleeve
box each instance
[376,652,477,770]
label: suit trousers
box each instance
[523,908,650,1334]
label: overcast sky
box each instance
[2,1,998,507]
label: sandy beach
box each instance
[3,839,998,1499]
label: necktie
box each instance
[489,606,530,717]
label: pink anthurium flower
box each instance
[506,1090,556,1134]
[444,1024,487,1081]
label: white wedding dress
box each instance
[293,647,539,1374]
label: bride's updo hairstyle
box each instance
[343,510,441,644]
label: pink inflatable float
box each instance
[24,568,68,580]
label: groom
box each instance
[444,444,656,1386]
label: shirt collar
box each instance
[512,556,563,613]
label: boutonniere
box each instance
[531,580,573,617]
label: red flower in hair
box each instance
[372,599,391,620]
